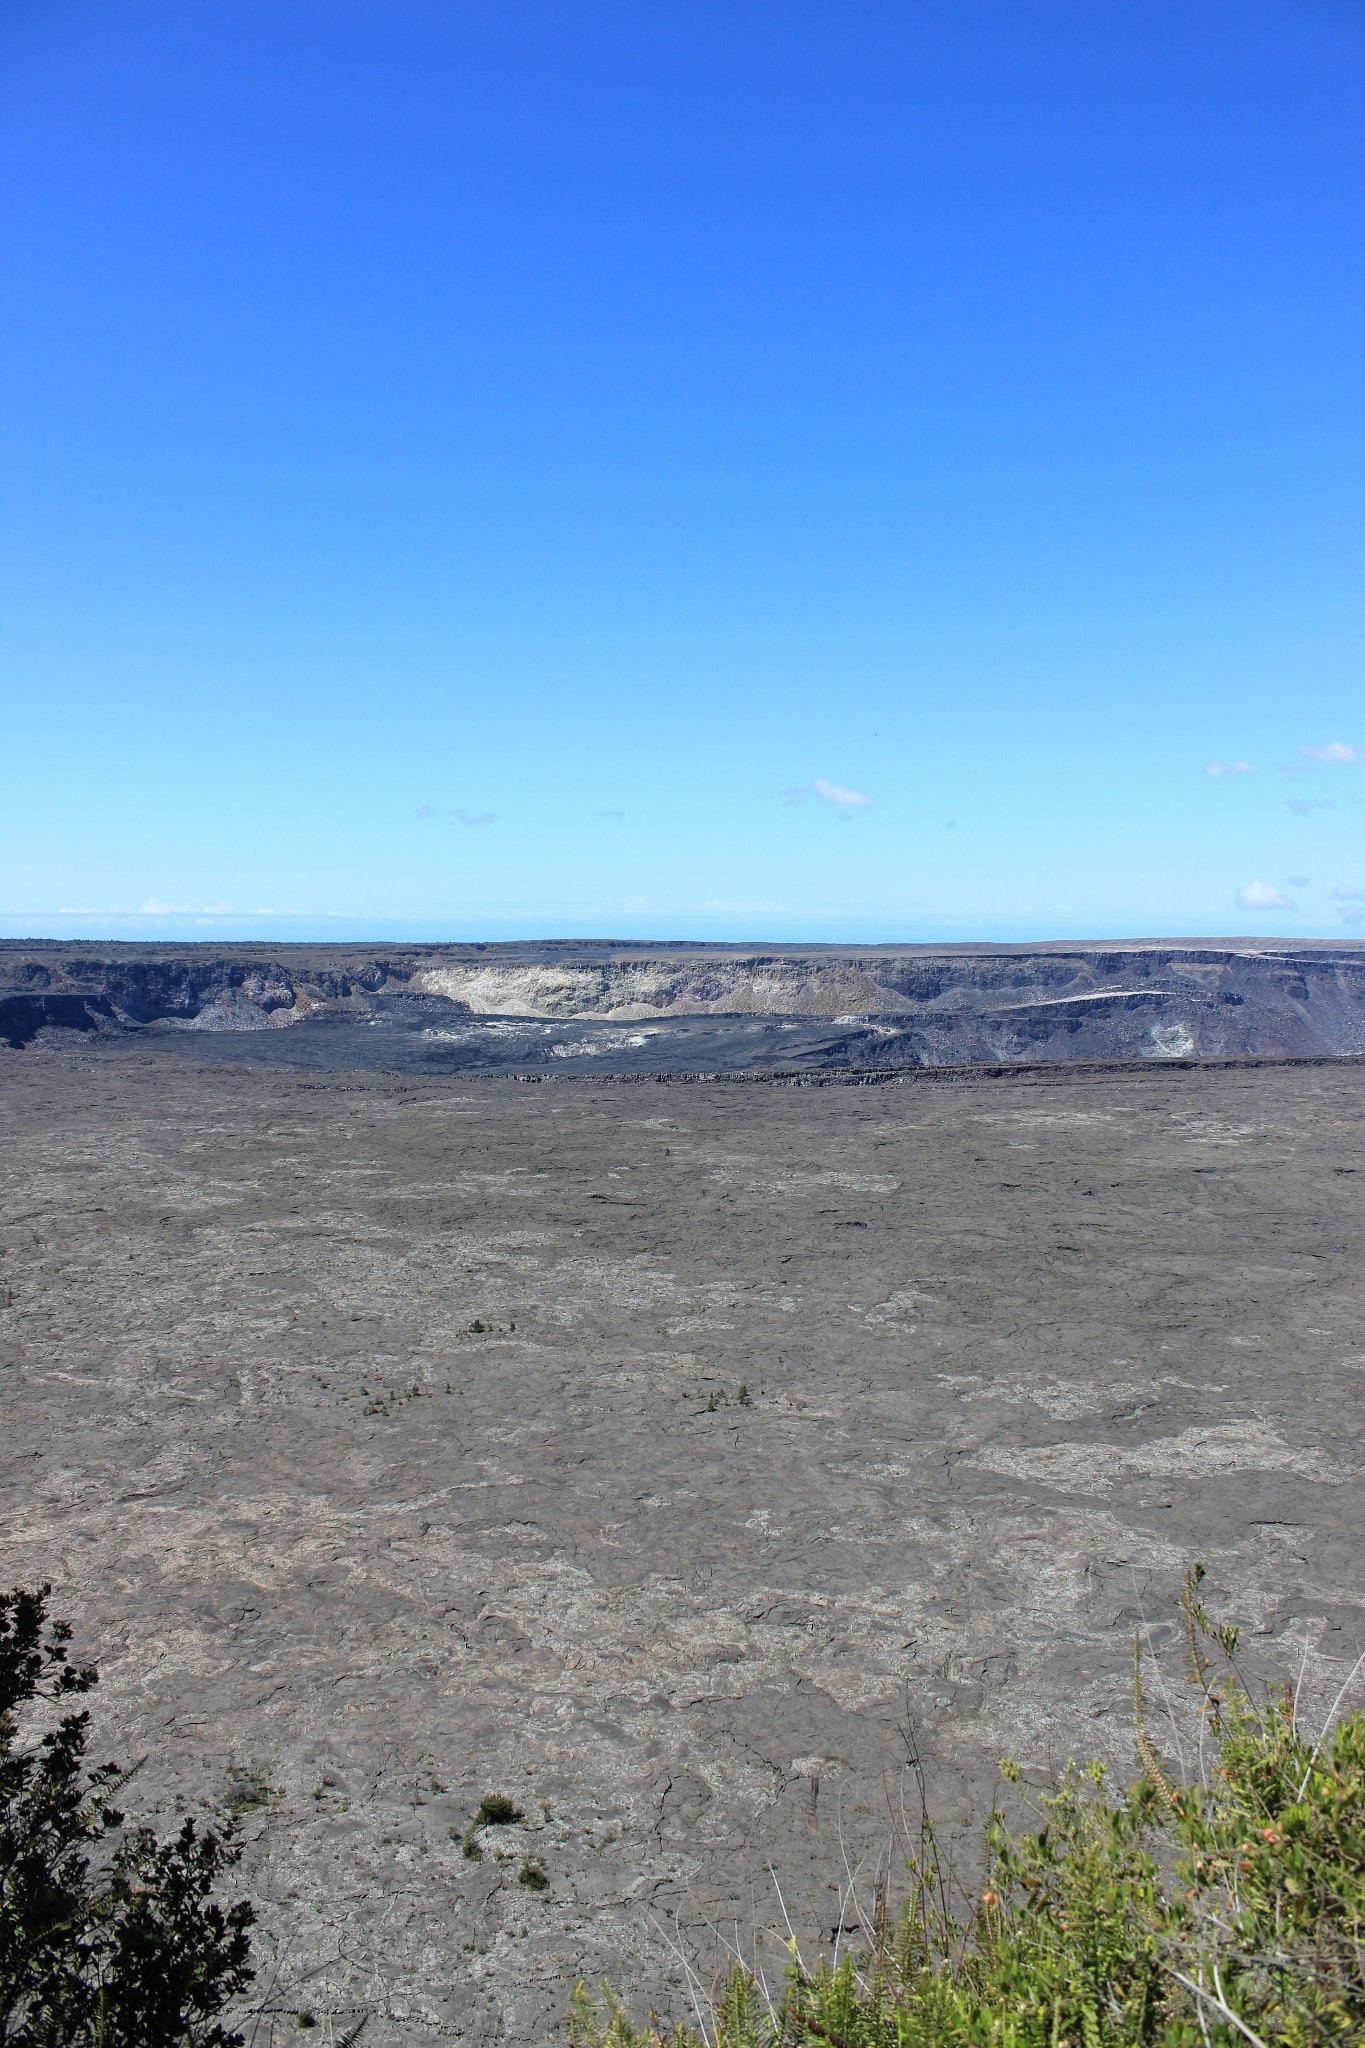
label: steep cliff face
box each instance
[406,947,1365,1039]
[409,954,1084,1016]
[2,940,1364,1063]
[0,950,420,1045]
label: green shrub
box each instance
[474,1793,524,1828]
[567,1571,1365,2046]
[461,1790,526,1860]
[0,1583,256,2047]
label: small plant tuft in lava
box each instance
[473,1792,524,1827]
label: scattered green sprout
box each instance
[461,1790,526,1859]
[473,1793,524,1826]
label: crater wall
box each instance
[3,938,1364,1067]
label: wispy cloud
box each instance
[1204,760,1253,776]
[1236,880,1294,910]
[784,778,872,808]
[1299,741,1360,763]
[34,904,364,922]
[414,803,497,825]
[1287,876,1309,888]
[598,809,625,820]
[1286,798,1336,814]
[1333,883,1365,902]
[136,898,274,916]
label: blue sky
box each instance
[2,0,1362,943]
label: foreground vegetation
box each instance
[0,1584,254,2047]
[3,1574,1360,2045]
[570,1572,1365,2047]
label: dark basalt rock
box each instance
[0,990,114,1047]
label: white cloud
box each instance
[1298,741,1360,763]
[785,778,872,808]
[812,778,871,807]
[1236,880,1294,910]
[1333,883,1365,901]
[1204,760,1253,775]
[1287,876,1309,888]
[414,803,497,824]
[136,897,248,915]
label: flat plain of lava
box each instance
[2,941,1363,2042]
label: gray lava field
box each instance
[2,944,1364,2042]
